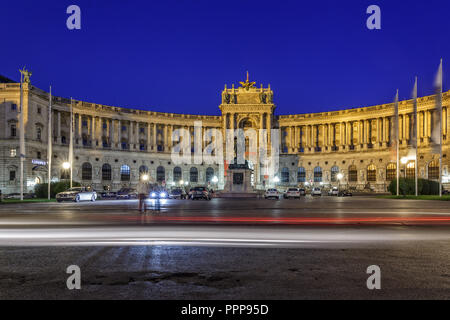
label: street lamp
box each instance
[337,173,343,190]
[141,174,149,181]
[401,157,408,178]
[62,162,72,188]
[180,180,184,185]
[212,176,218,183]
[273,176,280,184]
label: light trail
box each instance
[1,225,450,248]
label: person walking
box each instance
[137,179,149,213]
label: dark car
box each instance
[99,191,117,199]
[191,186,211,200]
[169,188,186,199]
[339,190,353,197]
[116,188,138,199]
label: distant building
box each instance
[0,72,449,194]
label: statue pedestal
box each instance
[220,167,256,198]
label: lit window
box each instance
[10,149,16,157]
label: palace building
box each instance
[0,72,449,195]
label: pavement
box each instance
[0,197,449,299]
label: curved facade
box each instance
[1,74,449,194]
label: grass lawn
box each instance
[377,195,450,201]
[0,198,56,204]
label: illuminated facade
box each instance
[1,73,449,194]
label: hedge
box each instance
[34,180,81,199]
[388,178,440,196]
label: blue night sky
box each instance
[1,0,449,115]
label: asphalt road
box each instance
[2,196,450,226]
[0,197,449,299]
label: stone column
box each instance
[57,111,61,143]
[131,121,135,150]
[266,114,271,149]
[118,120,122,148]
[153,123,157,149]
[91,116,96,148]
[109,119,114,148]
[164,124,168,151]
[147,122,152,152]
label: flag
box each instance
[431,59,443,154]
[411,78,418,149]
[390,90,399,160]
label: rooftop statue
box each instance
[239,71,256,90]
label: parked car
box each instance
[286,188,301,199]
[191,186,211,200]
[99,191,117,199]
[116,188,138,200]
[328,187,339,196]
[169,188,186,199]
[299,188,306,196]
[311,187,322,196]
[339,190,353,197]
[56,187,97,202]
[265,188,280,199]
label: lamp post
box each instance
[401,157,408,179]
[211,176,218,190]
[62,161,72,188]
[337,173,343,190]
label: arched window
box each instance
[331,166,339,182]
[406,161,415,179]
[190,167,198,183]
[428,160,439,180]
[386,163,396,181]
[120,165,130,181]
[173,167,182,182]
[156,166,165,183]
[348,165,357,182]
[281,167,290,183]
[102,164,111,181]
[314,167,322,182]
[139,165,148,179]
[206,167,214,183]
[367,164,377,182]
[81,162,92,180]
[297,167,306,183]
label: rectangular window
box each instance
[9,170,16,181]
[37,151,41,159]
[37,107,41,114]
[11,124,16,137]
[11,104,17,111]
[10,149,16,157]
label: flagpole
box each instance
[413,77,418,197]
[395,90,399,196]
[69,98,74,189]
[438,59,443,197]
[47,86,52,200]
[19,70,24,201]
